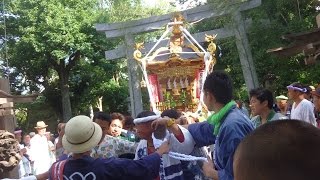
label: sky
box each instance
[141,0,207,10]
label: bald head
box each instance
[234,120,320,180]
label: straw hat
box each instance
[311,88,320,97]
[34,121,48,129]
[62,115,102,154]
[309,86,316,92]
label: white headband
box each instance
[134,115,161,124]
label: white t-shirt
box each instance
[291,99,316,126]
[29,134,52,175]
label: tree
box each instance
[6,0,105,121]
[196,0,320,101]
[5,0,173,124]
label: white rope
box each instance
[182,32,194,47]
[134,115,160,124]
[180,27,207,53]
[152,132,208,162]
[144,27,173,60]
[180,26,213,112]
[169,152,208,162]
[141,27,173,113]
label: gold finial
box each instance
[205,34,217,42]
[133,42,144,62]
[135,42,144,50]
[171,12,185,35]
[205,34,217,55]
[172,12,185,22]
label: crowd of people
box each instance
[7,70,320,180]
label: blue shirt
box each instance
[49,153,161,180]
[188,106,254,180]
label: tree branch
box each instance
[66,50,81,71]
[47,52,59,71]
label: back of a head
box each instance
[234,120,320,180]
[249,87,274,109]
[93,111,111,122]
[161,109,180,119]
[203,70,233,104]
[124,116,134,129]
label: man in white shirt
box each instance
[287,83,316,126]
[29,121,52,175]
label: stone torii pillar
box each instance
[125,34,143,117]
[95,0,261,116]
[233,11,259,89]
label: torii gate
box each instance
[95,0,261,117]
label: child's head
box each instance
[233,120,320,180]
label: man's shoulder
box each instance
[222,108,254,130]
[226,108,252,124]
[301,99,314,107]
[100,135,120,146]
[273,113,287,120]
[30,134,41,142]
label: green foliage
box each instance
[246,0,320,96]
[15,96,59,133]
[4,0,173,127]
[193,0,320,101]
[101,79,129,113]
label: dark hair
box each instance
[290,82,305,89]
[14,127,23,139]
[14,127,22,132]
[136,111,156,118]
[123,116,134,127]
[305,85,312,94]
[289,82,307,93]
[110,112,125,121]
[249,88,274,109]
[234,120,320,180]
[93,111,111,122]
[161,109,180,119]
[203,70,233,104]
